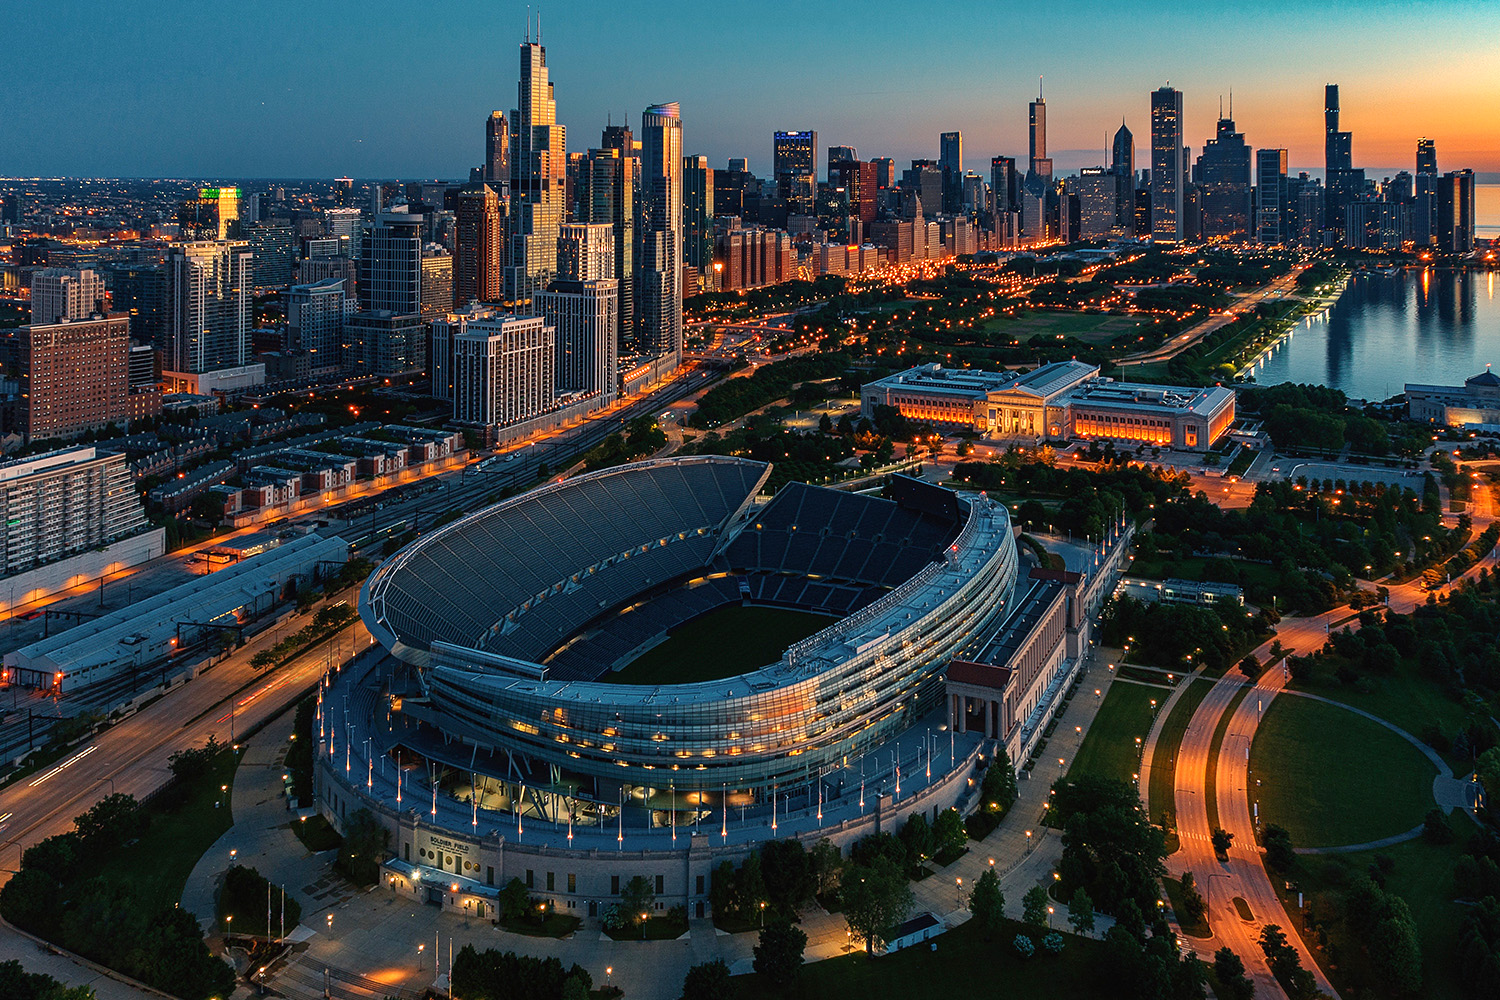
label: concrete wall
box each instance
[0,528,165,616]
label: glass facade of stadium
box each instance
[340,457,1018,838]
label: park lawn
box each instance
[1147,677,1213,834]
[733,917,1111,1000]
[1278,808,1473,1000]
[980,310,1146,345]
[1066,682,1161,786]
[602,605,836,685]
[95,746,241,915]
[1288,658,1473,770]
[1248,697,1436,848]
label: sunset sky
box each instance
[4,0,1497,180]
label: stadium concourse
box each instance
[317,456,1129,922]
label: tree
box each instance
[1023,885,1050,928]
[969,869,1005,939]
[753,919,807,993]
[337,808,388,886]
[1262,824,1296,871]
[899,813,933,865]
[499,878,530,922]
[931,808,966,858]
[561,974,590,1000]
[818,413,834,434]
[73,793,146,849]
[1068,887,1095,936]
[1368,896,1423,995]
[1213,947,1255,1000]
[760,839,814,912]
[1178,872,1206,926]
[808,839,843,899]
[1422,807,1454,844]
[982,749,1019,814]
[840,856,913,954]
[620,876,656,927]
[1239,653,1261,678]
[167,735,223,784]
[681,959,733,1000]
[1211,828,1234,855]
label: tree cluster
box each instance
[1101,595,1268,672]
[0,960,95,1000]
[217,864,301,937]
[1052,775,1167,918]
[449,945,591,1000]
[690,354,851,429]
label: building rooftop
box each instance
[1061,378,1234,417]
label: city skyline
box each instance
[4,1,1497,180]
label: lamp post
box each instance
[759,900,766,928]
[955,876,963,907]
[641,912,649,939]
[418,943,425,970]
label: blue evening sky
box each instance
[2,0,1496,180]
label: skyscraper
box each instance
[1324,84,1352,172]
[830,159,877,228]
[285,277,349,371]
[1194,110,1252,241]
[420,248,452,321]
[507,38,567,305]
[1027,90,1052,187]
[540,226,618,402]
[29,268,106,325]
[557,223,615,281]
[773,130,816,215]
[454,184,504,307]
[1256,148,1289,245]
[1111,122,1135,235]
[578,144,635,341]
[1414,138,1439,246]
[1322,84,1363,241]
[1436,169,1476,255]
[827,146,858,174]
[485,111,509,185]
[359,210,424,314]
[637,103,683,365]
[444,310,556,430]
[178,187,241,241]
[166,241,253,382]
[682,155,715,273]
[1416,138,1438,177]
[939,131,964,214]
[1150,86,1184,243]
[324,207,363,258]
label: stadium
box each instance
[317,455,1111,914]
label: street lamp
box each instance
[225,914,233,939]
[641,912,649,939]
[956,876,963,906]
[1047,905,1054,928]
[606,967,612,989]
[326,913,333,936]
[760,900,767,927]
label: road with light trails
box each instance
[1169,610,1345,1000]
[1116,267,1307,368]
[0,608,372,881]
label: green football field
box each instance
[602,603,837,685]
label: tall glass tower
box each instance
[506,39,566,307]
[1150,86,1184,243]
[637,103,683,366]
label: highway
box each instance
[1116,268,1307,368]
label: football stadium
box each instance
[318,456,1128,915]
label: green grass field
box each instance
[1147,677,1213,834]
[979,310,1146,345]
[1248,696,1437,848]
[733,917,1112,1000]
[1066,681,1161,786]
[1289,659,1474,771]
[602,604,836,685]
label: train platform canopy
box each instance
[4,533,350,695]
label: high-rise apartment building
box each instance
[556,222,615,281]
[682,155,715,273]
[0,447,153,578]
[1194,112,1252,240]
[872,158,895,190]
[285,277,350,371]
[454,184,504,307]
[939,131,964,214]
[420,248,452,321]
[1150,86,1185,242]
[19,313,132,441]
[29,267,105,324]
[486,111,509,184]
[536,279,618,402]
[578,145,635,341]
[324,207,363,258]
[1436,169,1476,255]
[507,40,567,305]
[342,311,425,377]
[333,177,354,208]
[1416,138,1438,177]
[773,130,817,215]
[637,103,683,365]
[359,210,424,314]
[243,221,298,289]
[1413,138,1439,246]
[439,310,556,430]
[1256,148,1289,244]
[166,241,253,377]
[1111,122,1135,235]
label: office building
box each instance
[556,222,615,281]
[486,111,509,185]
[359,209,424,314]
[536,279,617,402]
[19,313,132,441]
[29,267,105,324]
[166,241,254,380]
[827,146,858,177]
[1323,84,1364,242]
[507,39,568,305]
[285,277,349,371]
[1111,123,1135,235]
[940,131,964,214]
[178,187,240,241]
[1150,86,1184,242]
[1413,139,1439,246]
[243,221,298,289]
[1256,149,1289,244]
[421,249,452,321]
[990,156,1019,216]
[453,184,504,308]
[773,130,816,215]
[342,311,424,378]
[442,310,556,430]
[0,447,157,582]
[1194,111,1252,241]
[333,178,354,208]
[1345,200,1405,250]
[1028,88,1052,187]
[1436,169,1476,254]
[682,155,715,274]
[637,103,683,364]
[324,207,363,258]
[903,161,943,217]
[830,158,877,227]
[295,256,358,293]
[1065,168,1119,240]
